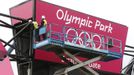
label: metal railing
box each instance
[42,24,122,54]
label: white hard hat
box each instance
[42,15,45,19]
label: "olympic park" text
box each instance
[56,9,113,33]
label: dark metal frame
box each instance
[0,1,34,75]
[122,45,134,75]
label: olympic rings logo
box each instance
[65,28,102,50]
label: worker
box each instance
[40,15,48,39]
[40,16,47,28]
[33,21,40,43]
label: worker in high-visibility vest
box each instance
[41,16,47,28]
[40,16,48,39]
[33,21,40,42]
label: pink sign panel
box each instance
[35,0,128,73]
[0,42,13,75]
[10,0,33,25]
[10,0,128,74]
[0,57,14,75]
[0,42,7,59]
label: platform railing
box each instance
[41,24,122,55]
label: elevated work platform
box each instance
[33,24,122,61]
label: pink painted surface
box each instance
[0,42,7,59]
[0,57,14,75]
[0,42,13,75]
[10,0,33,25]
[10,0,128,74]
[35,0,128,73]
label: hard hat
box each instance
[42,15,45,19]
